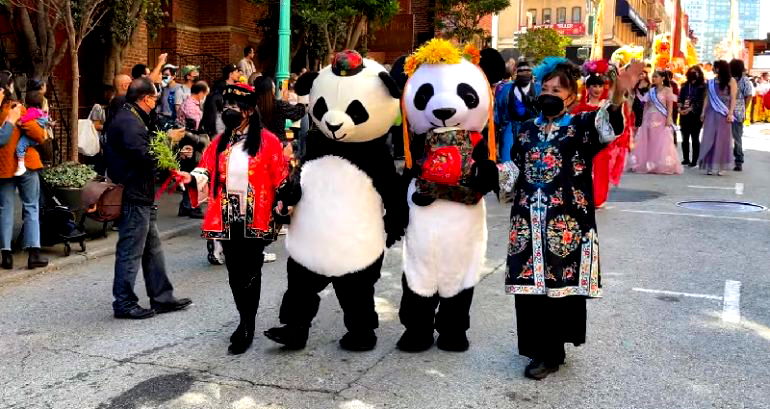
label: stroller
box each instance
[39,179,87,256]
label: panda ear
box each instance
[479,48,506,86]
[378,71,402,99]
[295,72,319,96]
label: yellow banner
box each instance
[591,0,605,60]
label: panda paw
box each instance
[470,160,500,195]
[276,174,302,207]
[411,192,436,207]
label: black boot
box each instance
[396,330,434,352]
[27,248,48,269]
[1,250,12,269]
[264,325,308,350]
[228,321,255,355]
[524,359,559,380]
[436,332,470,352]
[339,330,377,352]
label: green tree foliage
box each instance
[253,0,399,68]
[517,27,572,64]
[100,0,166,83]
[435,0,509,44]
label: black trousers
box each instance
[514,295,586,366]
[220,222,267,329]
[399,274,475,335]
[278,255,383,333]
[680,117,702,163]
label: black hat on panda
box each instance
[222,83,256,107]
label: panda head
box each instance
[295,50,401,143]
[402,40,501,135]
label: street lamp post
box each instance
[276,0,291,99]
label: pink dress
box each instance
[628,89,683,175]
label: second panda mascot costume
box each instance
[264,50,404,351]
[396,39,504,352]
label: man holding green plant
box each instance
[104,77,192,320]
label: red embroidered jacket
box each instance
[191,130,288,240]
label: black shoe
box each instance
[733,164,743,171]
[524,359,559,380]
[688,162,698,168]
[115,305,156,319]
[436,332,470,352]
[228,327,255,355]
[178,207,191,217]
[27,248,48,269]
[188,208,204,219]
[1,250,12,270]
[151,298,192,314]
[339,331,377,352]
[681,160,691,165]
[263,325,308,350]
[396,330,434,352]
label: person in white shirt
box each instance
[237,46,257,79]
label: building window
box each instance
[527,9,537,25]
[557,7,567,24]
[543,8,552,25]
[572,7,581,23]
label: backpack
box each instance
[82,180,123,222]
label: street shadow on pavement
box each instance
[97,372,195,409]
[607,188,664,203]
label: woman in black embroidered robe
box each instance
[502,57,643,380]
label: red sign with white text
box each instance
[520,23,586,36]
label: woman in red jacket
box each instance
[184,83,288,354]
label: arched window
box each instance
[557,7,567,23]
[572,7,582,23]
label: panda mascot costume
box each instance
[264,50,404,352]
[395,39,504,352]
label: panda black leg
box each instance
[435,286,475,352]
[265,257,329,349]
[397,274,439,352]
[332,254,383,352]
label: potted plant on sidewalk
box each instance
[40,162,97,211]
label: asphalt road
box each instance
[1,124,770,409]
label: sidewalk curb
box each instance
[0,220,200,288]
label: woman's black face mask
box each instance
[537,94,568,117]
[222,108,244,129]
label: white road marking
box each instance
[735,183,744,195]
[632,287,722,300]
[619,209,770,223]
[722,280,742,323]
[687,185,735,190]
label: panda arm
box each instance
[367,145,406,246]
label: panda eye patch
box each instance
[345,100,369,125]
[313,97,329,121]
[414,83,434,111]
[457,83,479,109]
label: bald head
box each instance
[114,74,131,96]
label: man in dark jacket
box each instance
[105,77,192,319]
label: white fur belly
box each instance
[403,180,487,298]
[286,156,385,277]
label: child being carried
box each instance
[15,90,52,176]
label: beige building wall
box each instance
[496,0,666,52]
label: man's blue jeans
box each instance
[0,171,41,250]
[113,202,176,313]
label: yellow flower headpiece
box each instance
[404,39,481,77]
